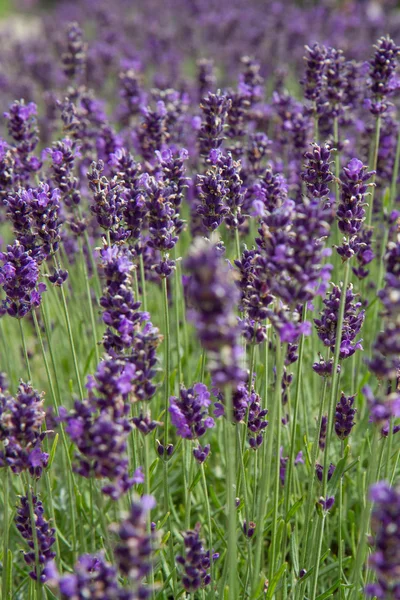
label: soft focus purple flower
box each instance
[15,494,56,582]
[176,523,219,592]
[184,237,246,387]
[302,143,334,199]
[62,21,87,81]
[366,36,400,115]
[169,383,214,439]
[198,91,231,157]
[301,43,328,105]
[335,392,357,439]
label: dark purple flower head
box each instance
[312,354,341,378]
[365,482,400,597]
[337,159,374,258]
[302,143,334,199]
[319,496,335,511]
[335,392,357,439]
[363,387,400,433]
[247,390,268,450]
[193,443,210,464]
[176,523,219,592]
[4,100,40,180]
[0,381,48,478]
[323,46,347,119]
[367,36,400,115]
[246,133,271,177]
[301,43,328,104]
[185,238,245,387]
[197,59,216,103]
[132,412,160,436]
[198,91,232,157]
[251,166,288,216]
[0,242,45,318]
[15,494,56,582]
[137,101,168,162]
[314,283,364,360]
[88,161,127,240]
[243,521,256,538]
[44,138,81,208]
[210,150,245,230]
[352,227,375,279]
[118,67,145,125]
[61,399,139,500]
[48,553,132,599]
[112,495,157,595]
[316,462,335,482]
[62,22,87,81]
[169,383,214,440]
[319,415,328,450]
[144,175,178,260]
[239,56,264,106]
[196,161,229,232]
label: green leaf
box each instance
[83,347,96,375]
[47,433,59,470]
[157,511,170,530]
[266,563,287,599]
[290,527,299,576]
[315,579,341,599]
[382,186,391,210]
[286,497,304,522]
[189,469,202,492]
[328,446,350,494]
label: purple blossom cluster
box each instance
[176,523,219,592]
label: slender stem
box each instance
[224,386,237,599]
[2,465,9,600]
[299,378,328,561]
[139,253,147,313]
[310,514,326,600]
[270,339,284,577]
[333,117,340,207]
[322,260,350,499]
[19,319,32,381]
[200,348,206,384]
[390,128,400,213]
[54,258,84,400]
[162,276,170,446]
[25,478,42,599]
[367,116,381,227]
[174,258,183,390]
[338,440,344,584]
[163,459,177,595]
[201,462,215,600]
[284,306,307,518]
[234,227,241,261]
[80,243,100,367]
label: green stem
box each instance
[234,227,241,261]
[322,260,350,499]
[139,253,147,313]
[338,440,344,585]
[162,276,170,446]
[55,258,84,400]
[333,117,340,207]
[174,257,183,390]
[284,306,307,520]
[390,128,400,212]
[201,462,215,599]
[224,386,237,599]
[163,459,177,595]
[18,319,32,381]
[310,514,326,600]
[367,116,381,227]
[2,465,9,600]
[80,243,100,367]
[270,339,284,578]
[200,348,206,384]
[25,478,42,599]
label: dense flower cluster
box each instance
[169,383,215,439]
[176,523,219,592]
[335,392,357,439]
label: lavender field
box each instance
[0,0,399,598]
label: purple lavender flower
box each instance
[88,160,127,242]
[247,390,268,449]
[4,100,40,181]
[197,59,216,103]
[246,133,270,177]
[185,238,245,387]
[112,495,157,597]
[251,166,288,216]
[301,43,328,105]
[319,496,335,511]
[366,36,400,116]
[319,415,328,450]
[44,138,81,208]
[176,523,219,592]
[196,160,229,232]
[137,101,168,162]
[363,387,400,436]
[352,227,375,279]
[0,242,46,318]
[315,462,335,482]
[336,158,374,260]
[239,56,263,107]
[0,381,48,477]
[62,22,87,81]
[302,143,334,199]
[198,91,232,157]
[365,482,400,598]
[118,67,144,125]
[0,140,16,200]
[132,412,160,436]
[312,354,341,378]
[243,521,256,538]
[47,553,132,599]
[15,494,56,582]
[335,392,356,439]
[193,443,210,464]
[323,46,347,119]
[100,246,161,400]
[314,283,364,360]
[156,147,188,234]
[211,150,245,230]
[169,383,214,439]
